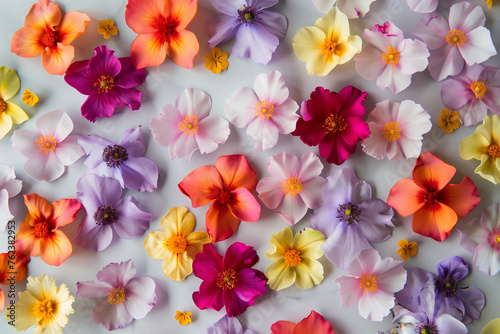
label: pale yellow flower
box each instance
[22,89,38,107]
[397,239,418,260]
[175,311,192,325]
[98,19,119,39]
[0,66,29,139]
[482,318,500,334]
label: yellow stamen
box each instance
[0,100,5,112]
[323,114,347,135]
[108,287,125,305]
[488,145,500,158]
[382,46,400,66]
[284,249,302,267]
[281,177,303,197]
[178,114,199,135]
[36,135,57,154]
[382,122,402,142]
[322,38,337,57]
[166,235,187,253]
[216,269,238,289]
[33,299,54,319]
[359,272,378,293]
[446,30,467,47]
[94,75,115,93]
[470,81,487,99]
[495,235,500,243]
[255,101,274,119]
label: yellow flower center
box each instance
[382,46,400,66]
[322,38,337,58]
[323,114,347,135]
[284,249,302,267]
[446,30,467,47]
[108,287,125,305]
[255,101,274,119]
[0,100,5,112]
[36,135,57,154]
[216,269,238,289]
[470,81,487,99]
[34,221,51,238]
[41,30,58,48]
[495,235,500,243]
[382,122,402,142]
[488,145,500,158]
[281,177,303,197]
[178,114,199,135]
[166,235,187,253]
[33,299,54,319]
[359,272,378,293]
[94,75,115,93]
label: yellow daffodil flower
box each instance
[438,109,461,133]
[397,239,418,260]
[0,66,29,139]
[98,19,119,39]
[204,47,229,74]
[22,89,38,107]
[175,311,192,325]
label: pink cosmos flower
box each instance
[361,100,432,160]
[336,248,407,321]
[257,152,325,225]
[149,88,229,161]
[441,64,500,126]
[312,0,376,18]
[355,22,429,94]
[192,242,267,317]
[225,70,299,151]
[11,109,84,182]
[0,164,22,232]
[76,260,156,330]
[412,1,497,81]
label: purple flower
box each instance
[309,168,394,270]
[73,174,152,251]
[76,260,156,331]
[64,45,146,122]
[202,315,257,334]
[206,0,287,65]
[78,127,159,192]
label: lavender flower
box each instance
[202,315,257,334]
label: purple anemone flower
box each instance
[64,45,146,122]
[309,168,394,270]
[206,0,287,65]
[74,174,152,251]
[78,127,159,192]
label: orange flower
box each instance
[387,151,480,241]
[15,194,81,266]
[0,252,30,284]
[125,0,200,69]
[10,0,90,75]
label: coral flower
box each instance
[438,109,461,133]
[0,66,29,140]
[192,242,267,317]
[0,253,30,285]
[271,310,335,334]
[178,155,260,242]
[293,7,362,77]
[0,164,22,232]
[11,0,90,75]
[387,151,480,241]
[98,19,119,39]
[397,239,418,260]
[204,47,229,74]
[15,193,81,266]
[125,0,199,69]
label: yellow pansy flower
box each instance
[22,89,38,107]
[204,47,229,74]
[0,66,29,139]
[397,239,418,260]
[98,19,119,39]
[175,311,192,325]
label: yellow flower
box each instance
[204,47,229,74]
[0,66,29,140]
[460,115,500,184]
[144,207,210,281]
[482,318,500,334]
[98,19,119,39]
[175,311,192,325]
[485,0,492,8]
[265,227,325,291]
[22,89,39,107]
[397,239,418,260]
[8,274,74,333]
[438,109,461,133]
[292,7,362,77]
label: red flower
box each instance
[271,310,335,334]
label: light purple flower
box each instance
[206,0,287,65]
[412,1,497,81]
[76,260,156,331]
[313,0,377,18]
[441,64,500,126]
[0,164,22,232]
[64,45,146,122]
[73,174,152,251]
[78,127,158,192]
[309,168,394,270]
[202,315,257,334]
[407,0,437,13]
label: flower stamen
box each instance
[36,135,57,154]
[382,46,400,66]
[33,299,54,319]
[382,122,401,142]
[108,287,125,305]
[217,189,231,204]
[446,30,467,47]
[323,114,347,135]
[470,81,487,99]
[435,275,458,297]
[359,272,378,293]
[93,205,119,226]
[102,145,128,167]
[322,39,337,58]
[284,249,301,267]
[0,100,5,112]
[488,145,500,158]
[94,75,115,93]
[166,235,187,253]
[281,177,303,197]
[216,269,238,289]
[238,6,258,24]
[337,202,361,225]
[255,101,274,119]
[178,114,199,135]
[34,221,51,238]
[41,30,58,48]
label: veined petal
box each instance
[176,88,211,119]
[76,281,111,299]
[41,44,75,75]
[144,231,169,259]
[274,194,308,225]
[24,0,61,29]
[228,188,260,222]
[120,157,158,192]
[206,201,241,242]
[39,229,72,266]
[294,228,325,259]
[460,134,489,160]
[10,26,45,58]
[123,276,156,319]
[161,206,195,237]
[225,87,259,128]
[24,193,52,224]
[130,33,167,69]
[265,259,296,290]
[294,257,324,289]
[254,70,288,105]
[439,177,480,218]
[232,23,279,65]
[93,298,133,330]
[15,222,40,257]
[57,11,91,45]
[64,59,94,95]
[206,14,240,47]
[387,178,424,216]
[412,203,458,241]
[358,289,395,321]
[246,117,279,150]
[113,197,151,239]
[427,45,464,81]
[398,39,430,75]
[412,151,456,191]
[73,217,113,251]
[412,12,448,50]
[125,0,165,34]
[178,166,223,207]
[166,30,199,69]
[51,197,81,228]
[215,155,257,192]
[336,275,363,307]
[459,27,497,65]
[315,7,349,41]
[24,153,65,182]
[407,0,438,13]
[257,10,287,42]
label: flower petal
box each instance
[206,201,241,242]
[459,26,497,65]
[216,155,257,192]
[76,280,111,299]
[387,178,425,216]
[0,66,21,100]
[125,0,165,34]
[265,259,296,290]
[97,260,137,288]
[113,197,151,239]
[73,217,113,251]
[93,298,133,330]
[124,276,156,319]
[166,30,199,69]
[412,203,458,241]
[232,23,279,65]
[412,151,456,190]
[39,229,72,266]
[178,165,223,207]
[130,33,167,69]
[56,11,90,45]
[120,157,158,192]
[195,115,230,154]
[41,44,75,75]
[439,177,480,218]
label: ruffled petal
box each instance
[56,11,90,45]
[232,23,279,65]
[225,87,260,128]
[439,177,480,218]
[195,115,230,155]
[216,155,257,192]
[124,276,156,319]
[178,165,223,206]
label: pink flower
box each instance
[257,152,325,224]
[76,260,156,330]
[225,71,299,151]
[441,64,500,126]
[0,164,22,232]
[11,109,84,182]
[412,1,497,81]
[192,242,267,317]
[361,100,432,160]
[149,88,230,161]
[407,0,437,13]
[355,22,429,94]
[336,248,407,321]
[313,0,376,18]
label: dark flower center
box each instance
[415,323,438,334]
[488,144,500,158]
[423,187,439,205]
[34,221,51,238]
[0,100,5,113]
[323,114,347,135]
[238,5,258,24]
[156,16,178,37]
[217,189,231,204]
[336,202,361,225]
[102,145,128,167]
[94,75,115,93]
[216,269,238,289]
[41,30,58,47]
[435,275,458,297]
[93,205,119,226]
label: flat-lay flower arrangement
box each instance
[0,0,499,333]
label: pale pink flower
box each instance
[257,152,325,225]
[312,0,376,18]
[11,110,84,182]
[407,0,437,13]
[355,22,429,94]
[0,164,22,232]
[149,88,229,161]
[361,100,432,160]
[225,70,299,151]
[336,248,407,321]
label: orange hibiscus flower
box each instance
[11,0,90,75]
[125,0,200,69]
[387,151,480,241]
[15,194,81,266]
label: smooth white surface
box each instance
[1,0,499,333]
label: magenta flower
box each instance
[76,260,156,330]
[441,64,500,126]
[412,1,497,81]
[64,45,146,122]
[192,242,267,317]
[292,86,370,165]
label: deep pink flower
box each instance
[291,86,370,165]
[192,242,267,317]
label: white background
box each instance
[1,0,499,333]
